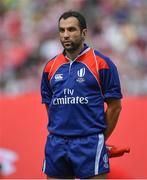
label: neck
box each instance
[65,43,84,61]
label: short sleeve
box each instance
[99,58,123,101]
[41,71,52,104]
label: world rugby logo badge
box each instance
[76,68,85,83]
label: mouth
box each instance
[63,41,72,44]
[63,42,72,48]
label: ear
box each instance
[82,29,87,40]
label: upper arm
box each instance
[41,71,52,105]
[98,57,123,101]
[105,98,122,109]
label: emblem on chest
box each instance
[54,74,63,81]
[76,68,86,83]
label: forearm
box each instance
[45,104,49,112]
[45,104,49,117]
[104,100,122,141]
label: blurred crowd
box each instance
[0,0,147,96]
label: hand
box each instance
[107,145,130,158]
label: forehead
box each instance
[59,17,80,28]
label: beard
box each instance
[61,39,83,53]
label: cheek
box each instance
[72,33,82,40]
[59,34,64,41]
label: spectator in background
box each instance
[0,0,147,96]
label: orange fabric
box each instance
[44,54,68,81]
[77,49,100,83]
[95,54,109,70]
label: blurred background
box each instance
[0,0,147,179]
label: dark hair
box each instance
[58,11,87,30]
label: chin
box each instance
[64,46,74,51]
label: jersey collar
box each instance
[63,44,90,61]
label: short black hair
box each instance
[58,11,87,30]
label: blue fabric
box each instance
[41,46,122,136]
[41,72,52,104]
[94,50,122,101]
[43,134,109,178]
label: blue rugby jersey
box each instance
[41,45,122,136]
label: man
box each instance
[41,11,122,179]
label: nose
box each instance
[63,30,70,39]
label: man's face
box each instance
[59,17,86,52]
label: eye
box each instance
[68,27,77,32]
[59,28,65,33]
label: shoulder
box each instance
[93,49,116,69]
[44,54,62,73]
